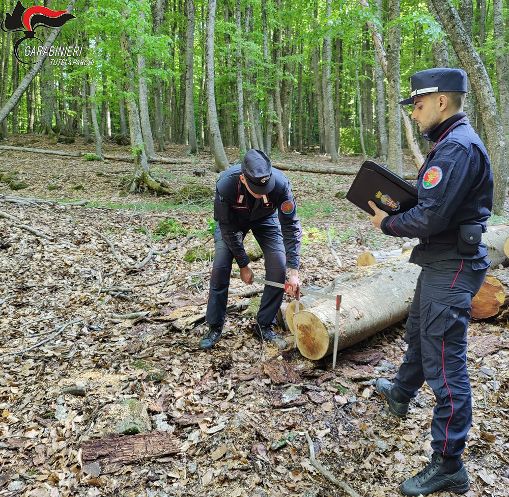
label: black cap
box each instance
[241,149,276,194]
[400,68,468,105]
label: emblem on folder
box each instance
[375,191,400,211]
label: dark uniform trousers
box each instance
[394,257,489,457]
[206,217,286,329]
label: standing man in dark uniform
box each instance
[200,149,302,350]
[369,68,493,496]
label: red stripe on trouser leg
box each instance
[450,259,464,288]
[442,337,455,455]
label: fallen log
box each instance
[0,145,192,164]
[293,225,509,360]
[273,161,417,180]
[471,268,509,319]
[81,431,179,465]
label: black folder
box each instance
[346,160,418,215]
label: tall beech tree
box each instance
[430,0,508,215]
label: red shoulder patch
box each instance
[280,200,295,215]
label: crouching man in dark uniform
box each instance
[200,149,302,350]
[369,68,493,496]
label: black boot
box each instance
[199,325,223,350]
[400,453,469,496]
[375,378,410,418]
[255,323,287,349]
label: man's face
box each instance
[411,93,443,134]
[239,174,264,199]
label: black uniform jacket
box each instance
[381,113,493,263]
[214,164,302,269]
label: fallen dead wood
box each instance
[274,161,417,180]
[472,268,509,319]
[303,431,362,497]
[6,319,83,356]
[0,209,53,240]
[293,225,509,360]
[81,431,179,465]
[0,194,89,207]
[0,145,192,164]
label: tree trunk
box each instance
[312,47,325,154]
[355,62,366,157]
[386,0,403,175]
[374,0,387,161]
[184,0,198,154]
[119,99,128,137]
[206,0,229,171]
[292,225,509,359]
[273,1,285,153]
[428,2,449,67]
[81,79,90,143]
[0,0,77,127]
[360,0,423,169]
[137,11,156,159]
[494,0,509,147]
[322,0,339,161]
[0,26,11,139]
[262,0,273,155]
[458,0,477,126]
[430,0,508,215]
[10,52,19,134]
[335,38,343,153]
[297,42,304,153]
[234,0,247,154]
[89,81,103,159]
[153,0,166,152]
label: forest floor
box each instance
[1,135,509,497]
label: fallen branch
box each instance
[0,145,193,164]
[91,229,131,268]
[131,244,176,271]
[0,210,53,240]
[6,319,83,356]
[0,194,89,207]
[303,431,362,497]
[108,311,150,320]
[81,431,179,465]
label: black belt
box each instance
[420,229,458,245]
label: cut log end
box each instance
[285,300,305,334]
[294,311,330,360]
[471,276,507,319]
[356,251,376,267]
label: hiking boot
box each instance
[375,378,410,418]
[400,453,470,496]
[199,325,223,350]
[255,323,287,349]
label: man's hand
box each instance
[240,265,254,284]
[368,200,388,229]
[286,268,300,297]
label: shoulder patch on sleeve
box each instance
[280,199,295,215]
[422,166,443,189]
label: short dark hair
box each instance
[444,92,466,110]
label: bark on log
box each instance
[294,225,509,360]
[81,431,179,465]
[294,261,420,359]
[0,145,192,164]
